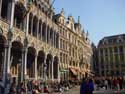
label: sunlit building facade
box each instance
[54,9,92,80]
[0,0,92,83]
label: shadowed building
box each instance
[98,34,125,77]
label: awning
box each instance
[69,68,77,75]
[75,68,83,74]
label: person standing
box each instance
[86,79,94,94]
[80,78,88,94]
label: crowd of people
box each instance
[2,76,125,94]
[94,77,125,90]
[80,76,125,94]
[3,79,79,94]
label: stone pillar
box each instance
[36,20,39,39]
[45,23,47,43]
[26,13,29,36]
[54,33,56,47]
[58,62,60,82]
[7,35,12,75]
[52,31,54,47]
[43,56,47,81]
[40,23,43,40]
[0,0,2,17]
[103,49,106,77]
[57,35,59,48]
[123,47,125,70]
[35,54,38,80]
[23,39,28,80]
[112,47,115,74]
[48,28,50,44]
[107,48,110,76]
[49,61,51,79]
[51,59,54,81]
[7,1,12,23]
[118,47,121,76]
[31,16,33,36]
[98,49,101,76]
[22,12,29,80]
[2,46,7,84]
[21,49,25,82]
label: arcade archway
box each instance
[53,56,59,79]
[0,35,6,79]
[46,54,53,79]
[27,47,36,78]
[11,41,23,82]
[37,50,45,78]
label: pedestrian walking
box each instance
[86,79,94,94]
[80,78,88,94]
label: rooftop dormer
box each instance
[66,15,75,31]
[74,16,82,33]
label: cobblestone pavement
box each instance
[64,86,80,94]
[93,89,125,94]
[43,87,125,94]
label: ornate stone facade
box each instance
[0,0,92,83]
[54,9,92,80]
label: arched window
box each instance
[33,16,38,37]
[42,23,46,42]
[1,0,9,20]
[28,13,33,35]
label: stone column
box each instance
[57,35,59,48]
[7,1,12,23]
[22,11,29,80]
[107,48,110,76]
[40,23,43,40]
[23,38,28,80]
[35,54,38,80]
[43,56,47,81]
[54,32,56,47]
[118,47,121,76]
[123,47,125,69]
[21,48,25,82]
[103,49,106,77]
[7,36,12,75]
[0,0,2,17]
[51,59,54,81]
[36,20,39,39]
[2,45,7,84]
[45,22,47,43]
[26,13,29,36]
[49,61,51,79]
[52,31,54,46]
[112,47,115,74]
[48,28,50,44]
[31,16,33,36]
[6,0,15,73]
[98,49,101,76]
[58,62,60,82]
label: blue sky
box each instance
[53,0,125,45]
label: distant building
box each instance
[91,43,99,76]
[97,34,125,76]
